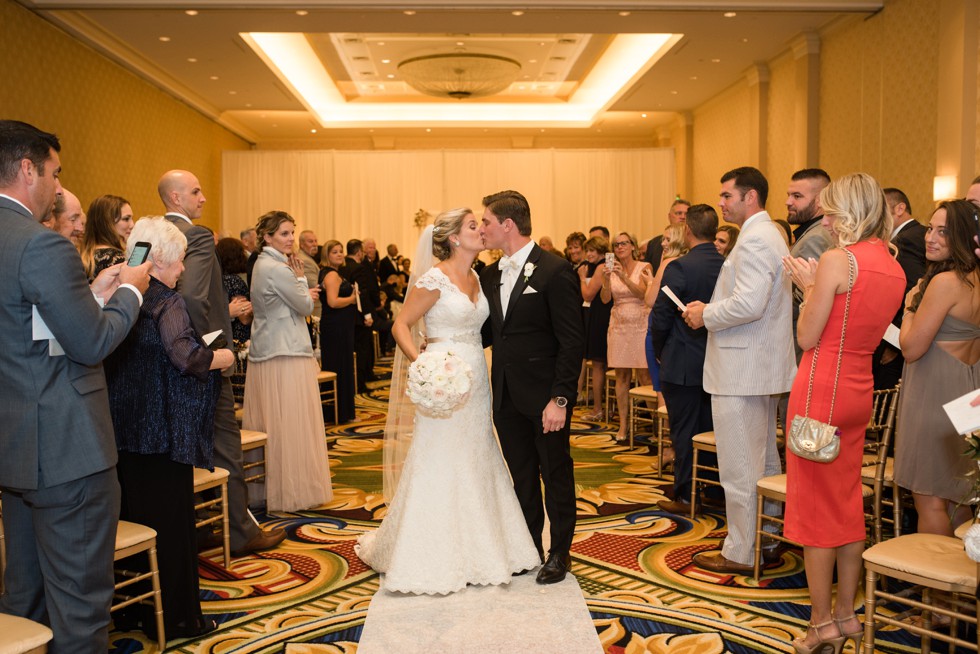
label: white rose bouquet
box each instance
[406,350,473,417]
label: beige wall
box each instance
[0,0,250,232]
[686,0,971,221]
[819,1,940,217]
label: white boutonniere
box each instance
[523,262,536,283]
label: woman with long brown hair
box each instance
[80,194,134,281]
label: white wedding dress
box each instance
[356,267,541,595]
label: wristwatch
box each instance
[553,396,568,408]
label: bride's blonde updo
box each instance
[431,207,473,261]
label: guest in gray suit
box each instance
[683,166,797,574]
[158,169,286,556]
[0,120,150,651]
[786,169,833,362]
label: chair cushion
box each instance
[240,429,268,446]
[0,614,53,654]
[692,432,716,446]
[863,533,977,588]
[628,385,657,400]
[115,520,156,550]
[757,474,787,494]
[860,458,894,482]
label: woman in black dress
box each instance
[319,239,358,423]
[578,235,612,420]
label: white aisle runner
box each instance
[357,572,602,654]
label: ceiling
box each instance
[20,0,882,146]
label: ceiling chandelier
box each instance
[398,53,522,100]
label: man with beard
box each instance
[785,168,833,361]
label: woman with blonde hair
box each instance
[79,194,135,281]
[602,231,653,442]
[895,199,980,536]
[243,210,332,512]
[782,173,904,654]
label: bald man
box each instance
[158,169,285,556]
[50,188,86,248]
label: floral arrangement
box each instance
[406,350,473,417]
[413,209,432,228]
[960,430,980,561]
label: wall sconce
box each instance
[933,175,958,201]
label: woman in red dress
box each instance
[782,173,905,654]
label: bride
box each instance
[355,208,541,595]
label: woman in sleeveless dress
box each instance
[782,174,905,654]
[356,209,540,595]
[319,239,358,423]
[895,199,980,536]
[602,232,652,442]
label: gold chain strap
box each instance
[803,248,856,423]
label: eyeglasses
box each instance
[613,240,632,248]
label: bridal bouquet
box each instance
[406,351,472,418]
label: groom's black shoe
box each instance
[535,551,572,584]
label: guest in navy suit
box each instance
[650,205,725,514]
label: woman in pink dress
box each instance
[601,232,652,442]
[782,173,904,654]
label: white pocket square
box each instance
[522,286,538,295]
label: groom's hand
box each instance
[542,401,566,433]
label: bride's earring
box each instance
[452,239,460,247]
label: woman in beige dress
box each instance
[601,232,652,442]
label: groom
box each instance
[479,190,585,584]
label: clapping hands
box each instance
[782,255,818,290]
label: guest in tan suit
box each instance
[683,166,797,574]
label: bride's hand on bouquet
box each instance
[781,255,818,290]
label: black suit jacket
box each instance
[892,220,927,322]
[479,244,585,415]
[342,257,381,325]
[650,243,724,386]
[378,256,399,283]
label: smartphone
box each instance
[128,241,151,266]
[604,252,615,270]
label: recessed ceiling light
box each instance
[271,123,278,127]
[724,11,737,18]
[209,75,219,80]
[539,128,545,132]
[456,41,464,46]
[310,128,317,133]
[229,90,237,95]
[528,59,537,63]
[641,113,647,118]
[381,59,391,64]
[403,10,416,16]
[369,129,374,133]
[386,74,395,79]
[512,10,525,16]
[187,57,197,63]
[245,103,252,108]
[742,38,749,43]
[158,36,171,42]
[184,10,198,16]
[296,10,308,16]
[425,128,431,132]
[690,76,698,80]
[711,58,722,63]
[670,90,678,94]
[619,11,631,17]
[378,42,385,46]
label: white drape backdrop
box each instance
[222,148,676,256]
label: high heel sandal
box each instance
[834,614,863,648]
[791,620,845,654]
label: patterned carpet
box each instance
[108,364,934,653]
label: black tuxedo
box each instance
[480,244,584,556]
[342,257,381,391]
[873,220,926,389]
[650,243,724,501]
[378,255,399,283]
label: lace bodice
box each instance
[415,267,488,345]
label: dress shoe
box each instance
[657,498,693,515]
[692,551,754,575]
[536,551,572,584]
[701,493,726,510]
[232,527,286,557]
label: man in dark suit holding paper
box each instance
[650,205,725,514]
[479,190,585,584]
[0,120,150,651]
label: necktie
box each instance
[498,255,520,271]
[499,255,521,317]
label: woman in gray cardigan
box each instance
[243,210,333,512]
